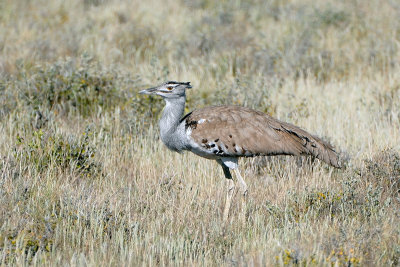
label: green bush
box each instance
[362,149,400,198]
[15,57,127,118]
[14,128,101,177]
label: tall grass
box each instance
[0,0,399,265]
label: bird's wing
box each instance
[184,106,340,168]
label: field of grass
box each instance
[0,0,399,265]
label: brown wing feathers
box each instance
[185,106,341,168]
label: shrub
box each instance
[15,56,127,118]
[14,128,101,177]
[362,149,400,198]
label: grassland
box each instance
[0,0,399,265]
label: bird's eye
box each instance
[167,86,173,90]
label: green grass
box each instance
[0,0,399,265]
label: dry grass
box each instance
[0,0,399,266]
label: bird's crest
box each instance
[166,81,192,88]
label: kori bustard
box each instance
[140,81,340,221]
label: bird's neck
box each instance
[159,96,186,139]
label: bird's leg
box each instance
[223,178,235,223]
[234,168,248,197]
[220,163,236,223]
[234,168,248,223]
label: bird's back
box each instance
[183,105,340,168]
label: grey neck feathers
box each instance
[159,96,187,152]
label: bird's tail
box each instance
[281,124,341,168]
[306,135,341,168]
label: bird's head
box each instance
[139,81,192,98]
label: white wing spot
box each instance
[234,145,242,154]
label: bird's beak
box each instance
[139,87,158,95]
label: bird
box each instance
[139,81,341,222]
